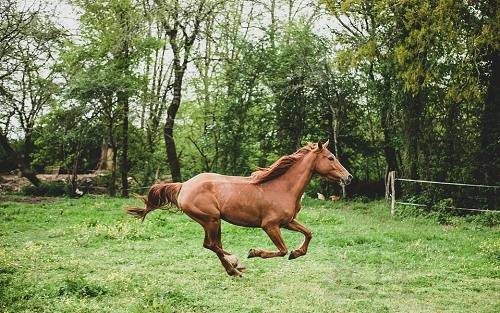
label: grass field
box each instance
[0,195,499,312]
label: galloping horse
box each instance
[127,141,352,276]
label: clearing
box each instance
[0,196,498,312]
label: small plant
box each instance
[58,275,107,298]
[73,220,158,243]
[479,240,500,264]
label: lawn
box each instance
[0,195,499,312]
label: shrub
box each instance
[466,212,500,227]
[479,240,500,264]
[58,275,107,298]
[21,181,67,197]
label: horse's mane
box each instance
[250,143,316,184]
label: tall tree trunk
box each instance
[477,49,500,184]
[381,110,398,191]
[158,0,209,182]
[380,73,398,174]
[116,5,130,197]
[110,144,117,197]
[69,149,80,196]
[0,132,41,187]
[164,71,183,182]
[107,116,117,197]
[403,89,423,180]
[23,132,34,165]
[120,91,129,197]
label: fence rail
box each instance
[388,171,500,215]
[395,178,500,189]
[395,201,500,213]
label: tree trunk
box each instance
[379,73,398,175]
[110,143,117,196]
[164,99,182,182]
[107,118,117,197]
[160,0,207,182]
[477,49,500,184]
[119,91,129,197]
[0,132,41,187]
[404,90,422,180]
[164,66,184,182]
[69,149,80,197]
[381,102,398,186]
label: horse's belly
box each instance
[220,207,261,227]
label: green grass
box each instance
[0,195,499,313]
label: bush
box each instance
[465,212,500,227]
[396,197,500,227]
[479,240,500,264]
[21,181,67,197]
[58,275,107,298]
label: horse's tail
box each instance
[126,182,182,221]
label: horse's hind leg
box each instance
[216,222,245,271]
[284,219,312,260]
[202,218,243,276]
[247,225,288,259]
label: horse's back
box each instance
[177,172,272,226]
[178,173,253,205]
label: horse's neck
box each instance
[277,152,316,199]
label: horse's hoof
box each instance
[288,250,300,260]
[228,269,242,277]
[247,249,257,258]
[237,266,246,272]
[225,254,240,267]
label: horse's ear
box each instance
[317,141,323,150]
[324,140,329,148]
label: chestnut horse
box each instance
[127,141,352,276]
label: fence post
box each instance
[385,168,390,200]
[390,171,396,215]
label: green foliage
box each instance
[466,213,500,228]
[32,105,102,172]
[2,0,498,205]
[58,275,108,298]
[21,181,68,197]
[479,240,500,265]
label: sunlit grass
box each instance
[0,195,498,312]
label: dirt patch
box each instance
[0,173,101,193]
[0,195,59,204]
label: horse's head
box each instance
[313,140,353,185]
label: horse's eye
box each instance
[328,155,335,161]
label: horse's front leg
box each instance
[284,219,312,260]
[248,225,288,258]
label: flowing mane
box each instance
[250,143,316,184]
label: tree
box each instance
[0,1,63,186]
[154,0,220,182]
[65,0,154,195]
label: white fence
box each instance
[387,171,500,215]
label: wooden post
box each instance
[385,167,390,200]
[390,171,396,215]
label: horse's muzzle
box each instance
[341,174,353,185]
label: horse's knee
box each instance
[203,241,215,250]
[305,230,312,240]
